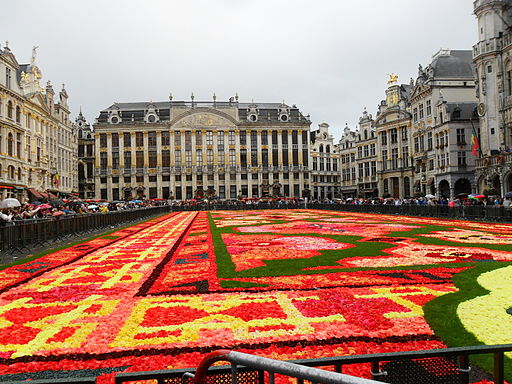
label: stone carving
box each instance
[174,112,236,128]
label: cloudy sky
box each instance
[3,0,477,140]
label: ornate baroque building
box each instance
[310,122,339,199]
[473,0,512,194]
[0,44,77,201]
[76,111,95,199]
[338,124,358,198]
[409,50,478,198]
[354,110,378,198]
[92,98,311,200]
[374,80,414,198]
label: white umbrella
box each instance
[88,204,98,209]
[425,194,435,199]
[0,198,21,209]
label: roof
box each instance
[445,102,478,120]
[431,50,474,79]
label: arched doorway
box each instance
[438,180,450,198]
[403,177,410,198]
[454,178,471,196]
[504,172,512,193]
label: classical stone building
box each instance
[354,110,378,198]
[0,44,77,201]
[76,110,95,199]
[473,0,512,194]
[409,49,478,198]
[310,122,339,199]
[375,79,414,198]
[338,124,358,198]
[93,98,311,201]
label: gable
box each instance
[171,109,238,128]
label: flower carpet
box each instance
[0,209,510,382]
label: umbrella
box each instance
[0,198,21,209]
[52,210,65,217]
[455,193,468,199]
[425,194,435,199]
[505,191,512,198]
[88,204,98,209]
[39,204,52,209]
[469,194,485,199]
[50,199,65,207]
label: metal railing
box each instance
[0,206,170,255]
[115,344,512,384]
[169,203,512,222]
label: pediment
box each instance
[410,83,431,100]
[0,52,20,69]
[27,92,51,114]
[376,109,411,125]
[172,109,238,128]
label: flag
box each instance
[471,132,480,157]
[54,174,60,187]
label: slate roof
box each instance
[445,102,478,120]
[431,50,475,79]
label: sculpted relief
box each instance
[173,111,237,129]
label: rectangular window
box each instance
[111,133,119,148]
[456,128,466,145]
[382,150,388,171]
[413,108,418,122]
[371,161,377,175]
[162,150,170,167]
[228,131,235,145]
[148,151,157,168]
[206,131,213,146]
[261,130,268,145]
[136,151,144,168]
[162,131,170,146]
[100,152,107,170]
[5,68,12,88]
[391,148,398,169]
[196,130,202,146]
[419,104,424,119]
[251,131,257,147]
[402,146,409,168]
[414,137,419,153]
[240,130,247,145]
[229,149,236,166]
[196,150,203,167]
[370,143,376,156]
[136,132,144,147]
[123,133,131,147]
[358,147,363,158]
[112,152,119,169]
[427,132,433,150]
[218,151,225,166]
[185,131,192,150]
[147,131,156,147]
[207,149,213,165]
[381,132,387,145]
[426,100,432,116]
[185,151,192,167]
[401,126,408,141]
[175,150,181,166]
[218,131,224,150]
[100,133,107,148]
[457,151,467,166]
[174,131,181,146]
[390,128,398,144]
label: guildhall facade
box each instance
[93,98,312,201]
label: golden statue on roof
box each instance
[387,73,399,85]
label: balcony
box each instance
[473,37,501,59]
[476,152,512,168]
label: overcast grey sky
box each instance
[3,0,476,140]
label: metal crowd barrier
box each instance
[169,203,512,222]
[115,344,512,384]
[0,206,171,255]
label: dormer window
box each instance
[147,114,157,123]
[247,104,259,122]
[279,114,288,122]
[110,116,120,124]
[248,113,258,122]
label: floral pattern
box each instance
[0,210,509,381]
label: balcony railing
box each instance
[476,152,512,168]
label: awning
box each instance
[427,177,435,186]
[0,185,13,189]
[28,188,44,199]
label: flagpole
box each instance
[469,115,483,158]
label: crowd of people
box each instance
[0,198,169,225]
[1,193,510,225]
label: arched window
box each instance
[319,144,324,153]
[15,106,21,123]
[364,130,368,140]
[7,101,13,119]
[8,166,15,179]
[17,167,22,180]
[326,145,330,153]
[7,133,14,156]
